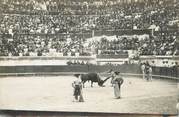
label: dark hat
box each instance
[74,74,80,78]
[114,71,120,75]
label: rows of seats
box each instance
[0,0,178,56]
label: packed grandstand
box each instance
[0,0,178,57]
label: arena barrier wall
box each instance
[0,64,178,79]
[0,64,140,74]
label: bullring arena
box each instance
[0,74,178,115]
[0,0,179,116]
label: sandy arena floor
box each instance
[0,75,178,114]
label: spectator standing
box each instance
[145,65,150,81]
[149,66,153,81]
[141,63,146,80]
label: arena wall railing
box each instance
[0,64,140,74]
[0,56,178,78]
[0,65,178,80]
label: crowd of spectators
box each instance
[139,33,178,55]
[0,0,178,56]
[0,34,89,56]
[0,0,178,34]
[86,34,179,56]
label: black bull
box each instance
[75,73,111,88]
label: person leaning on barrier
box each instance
[141,63,146,80]
[72,74,84,102]
[145,65,152,81]
[149,66,153,81]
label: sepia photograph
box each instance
[0,0,179,116]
